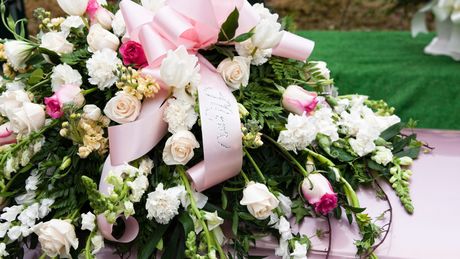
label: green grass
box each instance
[299,31,460,130]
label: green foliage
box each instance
[60,48,91,65]
[218,8,239,41]
[388,166,414,213]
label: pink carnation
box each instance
[119,41,148,68]
[45,96,63,119]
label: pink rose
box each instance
[282,85,318,115]
[0,123,16,146]
[45,84,85,119]
[301,174,338,215]
[119,41,148,68]
[86,0,99,18]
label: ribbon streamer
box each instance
[97,0,315,242]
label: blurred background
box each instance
[4,0,460,129]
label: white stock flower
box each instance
[163,130,200,165]
[240,181,279,220]
[91,232,105,255]
[57,0,89,16]
[127,174,149,202]
[0,222,10,238]
[252,19,283,50]
[180,188,208,209]
[81,212,96,231]
[277,193,292,218]
[15,191,36,205]
[277,216,292,240]
[141,0,166,13]
[104,91,141,124]
[291,241,308,259]
[0,243,8,257]
[86,48,121,90]
[124,201,135,216]
[278,113,317,152]
[235,39,272,65]
[18,203,40,227]
[4,40,35,70]
[25,172,40,192]
[39,199,54,218]
[160,46,200,89]
[372,146,393,166]
[112,11,126,37]
[217,56,251,90]
[7,225,23,241]
[51,64,83,92]
[313,107,339,142]
[1,205,23,222]
[0,89,31,116]
[163,98,198,134]
[145,183,182,224]
[139,158,154,175]
[83,104,103,121]
[33,219,79,258]
[349,125,380,156]
[87,24,120,52]
[275,238,290,259]
[60,16,85,35]
[40,32,74,55]
[204,211,224,231]
[7,103,46,135]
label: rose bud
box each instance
[240,181,279,220]
[282,85,318,115]
[301,174,338,215]
[57,0,89,16]
[119,41,148,69]
[45,84,85,119]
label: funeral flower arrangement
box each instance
[0,0,423,258]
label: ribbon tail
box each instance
[272,32,315,61]
[187,56,243,191]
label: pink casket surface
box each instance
[255,128,460,259]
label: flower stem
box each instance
[240,170,250,184]
[177,166,225,258]
[81,87,98,96]
[304,148,335,167]
[85,231,96,259]
[27,77,51,92]
[262,134,308,177]
[243,148,266,183]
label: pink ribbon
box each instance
[97,0,315,243]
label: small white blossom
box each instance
[15,191,36,205]
[275,238,290,259]
[81,212,96,231]
[252,3,279,22]
[127,174,149,202]
[145,183,182,224]
[160,46,200,89]
[91,232,105,255]
[25,171,40,191]
[5,80,26,91]
[40,32,74,55]
[277,216,292,240]
[18,203,40,227]
[7,225,23,241]
[163,98,198,134]
[372,146,393,166]
[179,187,207,209]
[277,193,292,218]
[313,107,339,142]
[112,11,126,37]
[38,199,54,218]
[86,49,122,90]
[235,39,272,65]
[1,205,23,222]
[0,242,8,257]
[290,241,308,259]
[139,158,154,175]
[124,201,135,217]
[0,222,10,238]
[60,16,85,35]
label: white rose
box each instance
[217,56,250,90]
[104,92,141,124]
[162,130,200,165]
[60,16,85,35]
[240,181,279,220]
[4,40,35,70]
[160,45,200,89]
[51,64,83,92]
[33,219,79,258]
[86,48,121,90]
[87,24,120,52]
[112,11,126,37]
[252,3,279,22]
[252,19,283,50]
[7,103,46,135]
[40,32,74,55]
[57,0,89,16]
[141,0,166,13]
[83,104,102,121]
[0,89,31,116]
[94,8,114,30]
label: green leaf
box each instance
[7,16,15,31]
[395,146,421,159]
[218,8,239,41]
[178,212,194,238]
[380,122,405,141]
[221,189,228,210]
[28,68,44,85]
[234,32,254,43]
[214,45,234,59]
[138,223,169,259]
[232,210,239,235]
[343,205,366,213]
[163,224,185,259]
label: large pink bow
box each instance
[97,0,315,243]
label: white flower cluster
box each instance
[86,48,122,90]
[337,96,400,156]
[0,188,54,244]
[278,106,338,152]
[50,63,82,92]
[235,3,283,65]
[80,211,105,255]
[3,138,45,179]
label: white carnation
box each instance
[252,3,279,22]
[163,98,198,133]
[86,49,121,90]
[349,124,380,156]
[60,16,85,35]
[112,10,126,37]
[81,212,96,231]
[313,107,339,142]
[145,183,182,224]
[372,146,393,166]
[278,113,317,152]
[51,63,83,92]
